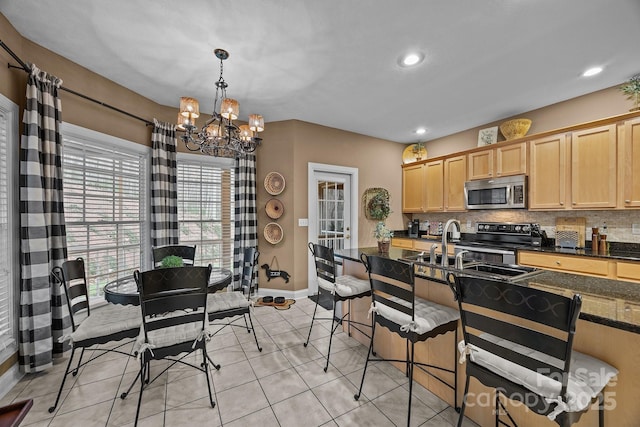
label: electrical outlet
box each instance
[466,220,472,230]
[298,218,308,227]
[633,224,640,235]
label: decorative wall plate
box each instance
[265,198,284,219]
[264,172,285,195]
[264,222,283,244]
[402,144,427,164]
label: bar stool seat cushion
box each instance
[459,335,618,415]
[373,296,460,335]
[318,275,370,297]
[207,291,251,312]
[69,304,141,343]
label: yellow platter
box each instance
[402,144,427,164]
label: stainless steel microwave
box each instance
[464,175,527,210]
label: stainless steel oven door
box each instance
[454,245,516,265]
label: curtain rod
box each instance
[1,39,155,127]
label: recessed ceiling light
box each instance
[415,127,428,135]
[399,52,424,67]
[583,67,603,77]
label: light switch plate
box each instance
[298,218,309,227]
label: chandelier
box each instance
[177,48,264,157]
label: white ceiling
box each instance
[2,0,640,143]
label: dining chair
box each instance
[450,273,618,427]
[48,257,141,413]
[151,244,196,268]
[206,247,262,366]
[124,265,215,427]
[355,255,460,427]
[305,243,372,372]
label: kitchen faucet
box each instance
[441,219,461,267]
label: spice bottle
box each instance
[591,228,599,253]
[598,234,608,255]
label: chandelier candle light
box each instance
[178,48,264,157]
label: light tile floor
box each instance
[0,297,479,427]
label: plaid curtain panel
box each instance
[233,154,258,289]
[150,120,178,247]
[19,65,70,373]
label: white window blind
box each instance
[62,127,148,299]
[0,95,18,358]
[177,155,234,270]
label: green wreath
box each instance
[364,189,390,220]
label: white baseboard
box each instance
[256,287,309,300]
[0,362,23,400]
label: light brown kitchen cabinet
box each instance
[444,155,467,211]
[570,124,617,208]
[424,160,444,211]
[518,251,609,277]
[467,149,493,180]
[402,163,425,213]
[529,133,569,210]
[620,117,640,208]
[390,237,413,249]
[495,142,527,177]
[467,142,527,180]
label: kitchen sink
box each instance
[461,262,543,281]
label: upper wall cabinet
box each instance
[620,117,640,208]
[571,124,617,209]
[444,155,467,211]
[401,160,445,213]
[467,142,527,180]
[424,160,444,211]
[402,163,426,213]
[529,133,569,210]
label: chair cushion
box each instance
[207,291,250,312]
[318,275,370,297]
[459,336,618,416]
[373,296,459,335]
[70,303,141,343]
[133,310,205,356]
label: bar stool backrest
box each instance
[52,257,89,331]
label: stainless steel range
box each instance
[454,222,543,265]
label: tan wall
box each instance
[255,120,404,292]
[426,86,631,158]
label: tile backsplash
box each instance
[410,210,640,244]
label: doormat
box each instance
[254,297,296,310]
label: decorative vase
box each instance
[377,241,390,254]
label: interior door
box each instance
[315,173,351,251]
[308,164,358,295]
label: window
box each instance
[0,94,18,362]
[61,124,149,300]
[177,153,234,269]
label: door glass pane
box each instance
[317,180,345,250]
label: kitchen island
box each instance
[335,247,637,427]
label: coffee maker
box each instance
[408,219,420,238]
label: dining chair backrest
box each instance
[134,265,212,342]
[309,243,337,284]
[362,254,416,323]
[451,273,581,401]
[152,245,196,268]
[240,247,259,295]
[51,257,89,331]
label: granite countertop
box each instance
[335,247,640,334]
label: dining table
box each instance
[103,267,233,305]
